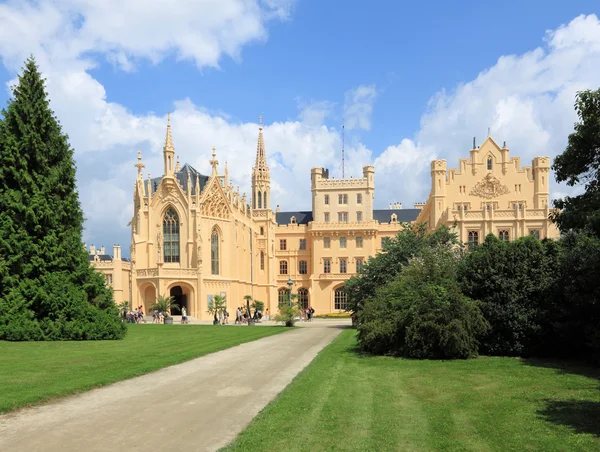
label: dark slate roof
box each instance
[276,211,313,225]
[150,164,209,195]
[88,255,130,262]
[373,209,420,223]
[88,254,113,262]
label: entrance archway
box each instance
[169,285,186,315]
[140,283,157,314]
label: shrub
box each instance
[459,234,560,356]
[357,245,488,359]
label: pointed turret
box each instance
[252,116,271,210]
[163,112,175,176]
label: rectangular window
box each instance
[340,258,347,273]
[299,239,306,250]
[338,212,348,223]
[299,260,308,274]
[357,194,362,204]
[529,229,540,239]
[339,237,347,248]
[356,258,364,272]
[105,274,113,285]
[338,194,348,205]
[280,239,287,251]
[279,260,288,275]
[324,237,331,249]
[324,194,329,205]
[323,259,331,274]
[357,211,362,222]
[356,236,363,248]
[381,237,390,249]
[324,212,330,223]
[260,251,265,270]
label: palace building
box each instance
[89,118,559,319]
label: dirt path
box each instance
[0,325,345,452]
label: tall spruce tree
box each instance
[0,57,126,340]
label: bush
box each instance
[459,235,560,356]
[357,245,488,359]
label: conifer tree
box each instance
[0,57,126,340]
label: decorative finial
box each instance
[210,146,218,175]
[259,115,263,129]
[134,150,145,177]
[175,155,181,172]
[473,137,476,149]
[487,127,490,137]
[503,140,507,148]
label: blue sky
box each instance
[1,0,600,255]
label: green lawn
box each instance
[0,324,287,413]
[226,329,600,452]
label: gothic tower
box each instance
[251,116,270,210]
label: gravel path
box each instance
[0,325,345,452]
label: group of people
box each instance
[233,306,270,324]
[125,306,146,323]
[301,307,315,321]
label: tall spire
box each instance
[255,115,268,172]
[163,112,176,175]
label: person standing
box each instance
[181,306,188,324]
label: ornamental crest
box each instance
[469,173,510,199]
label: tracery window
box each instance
[487,157,492,170]
[468,231,479,247]
[163,208,180,263]
[334,287,347,310]
[258,191,262,209]
[278,288,290,305]
[530,229,540,240]
[298,288,309,309]
[263,191,267,208]
[499,230,509,242]
[211,228,219,275]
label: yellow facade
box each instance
[414,136,560,243]
[90,125,559,319]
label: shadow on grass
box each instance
[522,357,600,382]
[538,400,600,437]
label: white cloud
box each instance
[1,6,600,252]
[343,84,377,131]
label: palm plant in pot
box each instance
[208,294,226,325]
[150,295,179,324]
[244,295,255,325]
[251,299,265,322]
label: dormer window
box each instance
[391,213,398,223]
[290,216,297,225]
[487,157,492,171]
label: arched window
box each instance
[260,251,265,270]
[487,157,492,170]
[258,191,262,209]
[299,260,308,274]
[298,288,309,309]
[278,288,290,305]
[260,226,264,235]
[499,230,509,242]
[263,191,268,208]
[334,287,347,310]
[211,228,219,275]
[163,208,180,263]
[468,231,479,247]
[279,260,288,275]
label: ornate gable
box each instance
[151,176,187,210]
[199,176,233,219]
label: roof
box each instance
[276,211,313,225]
[88,255,130,263]
[276,209,419,225]
[150,164,209,195]
[373,209,420,223]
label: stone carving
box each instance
[196,229,203,267]
[157,231,162,262]
[200,180,231,219]
[469,173,510,199]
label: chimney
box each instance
[389,203,393,210]
[113,245,122,260]
[90,244,96,255]
[100,246,105,255]
[414,202,425,210]
[276,205,281,213]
